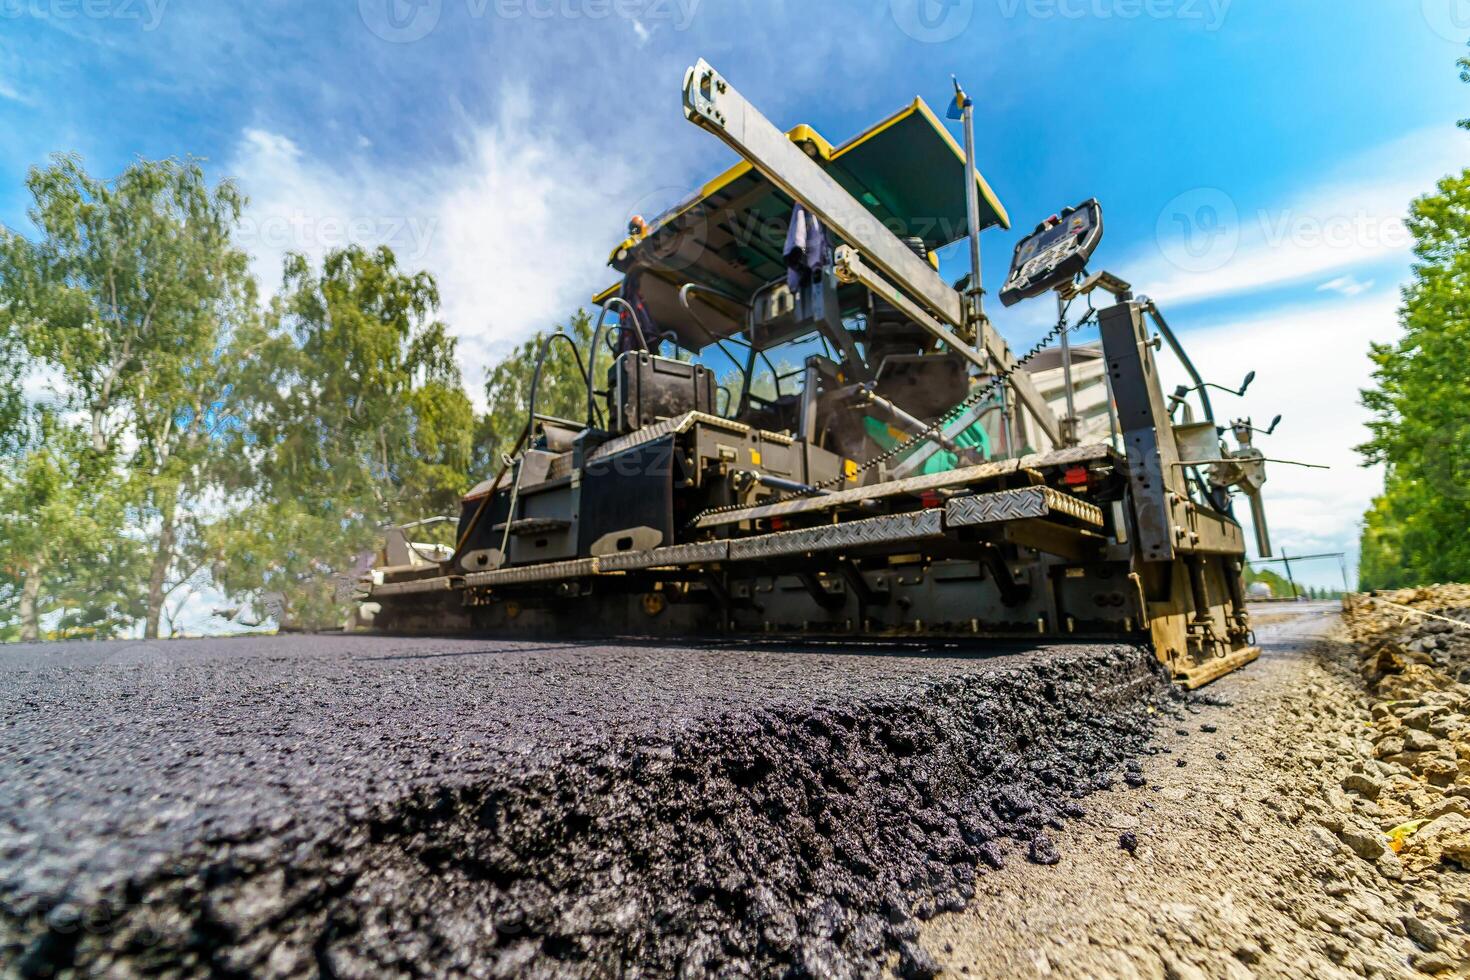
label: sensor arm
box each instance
[1142,299,1213,423]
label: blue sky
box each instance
[2,0,1467,593]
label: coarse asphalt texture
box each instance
[1,632,1181,977]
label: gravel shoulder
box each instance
[925,601,1470,979]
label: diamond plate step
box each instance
[727,510,945,562]
[465,558,600,587]
[945,486,1104,529]
[598,541,730,572]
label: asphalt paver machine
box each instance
[365,60,1278,687]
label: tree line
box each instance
[1356,48,1470,591]
[0,155,582,640]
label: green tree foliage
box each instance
[209,246,473,630]
[0,411,144,641]
[1357,163,1470,587]
[476,309,598,476]
[0,318,23,457]
[0,153,492,640]
[0,155,255,637]
[1461,49,1470,131]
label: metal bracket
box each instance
[1057,270,1133,303]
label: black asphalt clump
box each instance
[1027,835,1061,865]
[977,841,1007,871]
[1,635,1172,977]
[897,939,942,979]
[1119,831,1139,855]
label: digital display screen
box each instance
[1000,201,1103,307]
[1015,209,1092,267]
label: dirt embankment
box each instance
[1338,588,1470,941]
[923,598,1470,979]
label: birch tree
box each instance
[210,245,472,629]
[0,155,255,637]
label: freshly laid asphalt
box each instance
[0,633,1165,977]
[3,634,1046,896]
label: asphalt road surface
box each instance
[1,633,1170,977]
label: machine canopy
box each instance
[596,97,1009,353]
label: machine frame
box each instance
[363,59,1271,688]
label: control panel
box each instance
[999,199,1104,307]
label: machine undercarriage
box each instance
[364,60,1276,689]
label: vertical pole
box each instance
[1281,549,1299,601]
[1057,290,1077,447]
[960,97,984,321]
[997,383,1013,459]
[957,82,1027,458]
[961,88,1018,456]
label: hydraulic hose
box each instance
[499,330,578,559]
[589,296,650,426]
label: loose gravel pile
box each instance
[0,636,1177,978]
[1326,587,1470,972]
[1343,588,1470,871]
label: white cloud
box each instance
[1158,292,1401,587]
[230,126,441,287]
[1317,275,1374,298]
[1134,126,1466,308]
[0,75,30,105]
[426,92,641,381]
[227,88,652,404]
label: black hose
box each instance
[679,283,751,405]
[538,330,598,429]
[603,296,651,352]
[499,329,569,559]
[590,296,652,427]
[588,305,614,426]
